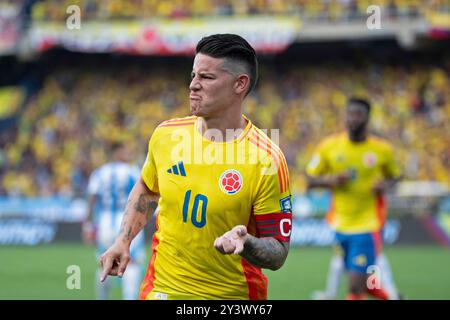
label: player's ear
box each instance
[234,74,249,95]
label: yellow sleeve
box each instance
[253,154,292,215]
[305,140,329,176]
[141,131,159,193]
[252,154,292,242]
[382,143,401,179]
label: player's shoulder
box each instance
[250,125,286,156]
[156,116,197,130]
[148,116,197,145]
[93,163,110,174]
[88,166,101,180]
[368,134,394,152]
[89,163,112,180]
[317,132,345,149]
[248,125,288,170]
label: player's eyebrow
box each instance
[191,71,216,78]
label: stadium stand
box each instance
[30,0,449,20]
[1,48,449,197]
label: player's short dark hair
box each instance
[196,34,258,96]
[348,97,371,114]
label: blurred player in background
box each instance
[99,34,292,300]
[306,97,402,300]
[83,141,146,300]
[311,239,400,300]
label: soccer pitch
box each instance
[1,244,449,300]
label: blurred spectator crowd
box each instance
[0,52,449,198]
[30,0,449,21]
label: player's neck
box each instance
[348,130,367,143]
[199,114,248,142]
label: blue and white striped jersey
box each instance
[87,162,140,214]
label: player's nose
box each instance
[189,77,201,91]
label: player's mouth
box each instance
[190,94,201,100]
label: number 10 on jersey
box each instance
[182,190,208,228]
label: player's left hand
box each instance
[214,225,248,255]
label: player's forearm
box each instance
[116,178,159,246]
[240,235,289,271]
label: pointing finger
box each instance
[100,256,113,282]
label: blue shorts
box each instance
[335,231,382,274]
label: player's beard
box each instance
[348,122,367,141]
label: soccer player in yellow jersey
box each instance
[99,34,292,300]
[306,97,401,300]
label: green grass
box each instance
[267,246,450,300]
[0,244,449,299]
[0,244,98,299]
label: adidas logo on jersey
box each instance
[167,161,186,176]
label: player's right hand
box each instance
[214,225,248,255]
[99,241,131,282]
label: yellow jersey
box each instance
[139,116,292,300]
[306,132,400,234]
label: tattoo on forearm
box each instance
[134,194,149,214]
[118,193,157,243]
[241,237,289,270]
[125,226,132,241]
[134,194,157,221]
